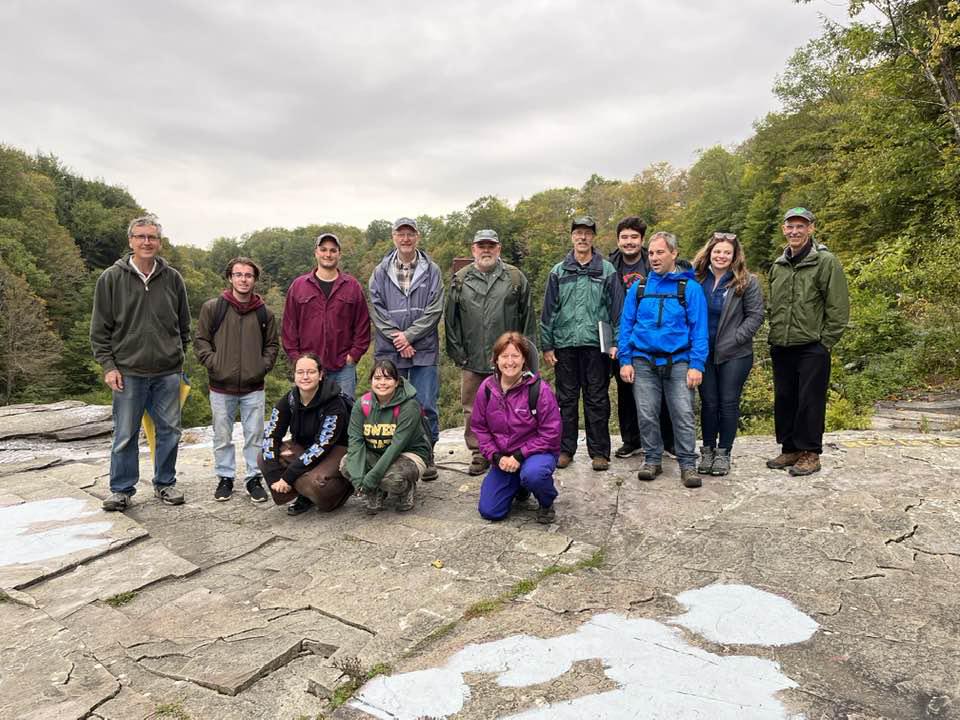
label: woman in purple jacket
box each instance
[471,332,562,524]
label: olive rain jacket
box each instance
[768,243,850,350]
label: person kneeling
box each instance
[258,353,352,516]
[344,360,432,514]
[471,332,562,524]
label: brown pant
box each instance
[257,442,352,512]
[461,370,490,457]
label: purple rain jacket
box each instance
[470,372,562,462]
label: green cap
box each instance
[784,207,815,223]
[571,215,597,232]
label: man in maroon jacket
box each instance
[282,232,371,398]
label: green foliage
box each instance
[104,591,137,607]
[152,703,190,720]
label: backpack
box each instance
[209,296,269,349]
[635,277,689,367]
[483,377,542,417]
[359,392,434,464]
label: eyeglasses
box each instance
[230,272,255,279]
[295,369,320,377]
[131,233,160,242]
[712,232,737,241]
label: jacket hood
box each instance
[298,374,342,410]
[561,249,605,276]
[113,253,170,276]
[650,266,697,282]
[609,247,648,271]
[489,370,539,398]
[774,242,829,267]
[222,289,265,314]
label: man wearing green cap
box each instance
[766,208,849,476]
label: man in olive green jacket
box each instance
[445,229,536,475]
[766,208,850,477]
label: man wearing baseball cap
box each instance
[766,208,849,476]
[445,228,536,475]
[282,231,371,397]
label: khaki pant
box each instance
[257,442,352,512]
[461,370,490,457]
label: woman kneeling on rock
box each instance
[258,353,353,516]
[344,359,432,514]
[471,332,562,524]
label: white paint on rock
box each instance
[671,583,820,646]
[0,497,112,566]
[352,585,817,720]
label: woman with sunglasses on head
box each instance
[691,233,765,476]
[258,353,353,516]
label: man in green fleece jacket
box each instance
[91,215,191,512]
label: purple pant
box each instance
[478,452,558,521]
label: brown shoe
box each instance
[591,457,610,472]
[468,455,490,476]
[557,452,573,469]
[636,464,663,482]
[788,451,821,476]
[765,451,803,470]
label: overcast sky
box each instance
[1,1,858,247]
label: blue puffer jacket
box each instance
[618,267,709,371]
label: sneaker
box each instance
[697,447,715,475]
[214,476,234,501]
[421,465,439,482]
[681,467,702,488]
[766,451,803,470]
[513,489,538,511]
[287,495,314,516]
[636,464,663,482]
[536,505,556,524]
[364,490,384,515]
[711,448,731,476]
[154,485,185,505]
[468,455,490,476]
[102,492,131,512]
[592,457,610,472]
[245,476,268,503]
[557,452,573,469]
[788,451,822,476]
[614,443,643,458]
[396,480,417,512]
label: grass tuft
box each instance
[152,702,191,719]
[105,591,137,607]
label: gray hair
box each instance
[648,231,678,252]
[127,214,162,238]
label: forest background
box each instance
[1,1,959,434]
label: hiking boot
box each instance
[513,488,538,511]
[592,457,610,472]
[788,451,822,476]
[396,479,417,512]
[681,467,702,488]
[364,490,384,515]
[245,476,268,503]
[636,464,663,482]
[287,495,314,516]
[421,465,439,482]
[536,505,556,524]
[711,448,731,476]
[468,455,490,476]
[614,443,643,458]
[766,451,803,470]
[154,484,185,505]
[102,492,131,512]
[697,447,715,475]
[214,476,234,501]
[557,452,573,469]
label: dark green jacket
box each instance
[768,243,850,349]
[90,255,191,376]
[444,260,536,374]
[345,378,431,491]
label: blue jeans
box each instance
[632,360,697,469]
[110,373,181,495]
[326,364,357,398]
[398,364,439,444]
[699,354,753,449]
[478,452,558,520]
[210,390,265,481]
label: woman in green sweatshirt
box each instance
[344,359,432,514]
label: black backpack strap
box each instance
[255,304,269,346]
[677,279,687,308]
[528,378,541,416]
[484,384,491,403]
[208,297,229,345]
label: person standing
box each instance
[195,257,280,502]
[766,208,849,476]
[445,229,536,476]
[91,215,191,511]
[282,232,370,398]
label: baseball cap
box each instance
[392,217,419,232]
[783,207,815,223]
[316,232,341,248]
[472,229,500,244]
[571,215,597,232]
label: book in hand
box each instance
[598,321,613,354]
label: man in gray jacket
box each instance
[91,215,191,511]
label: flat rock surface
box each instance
[0,403,112,440]
[0,417,958,719]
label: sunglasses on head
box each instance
[712,232,737,241]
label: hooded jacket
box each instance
[540,250,624,351]
[91,254,191,377]
[470,372,562,462]
[261,375,350,485]
[345,377,432,491]
[618,266,709,371]
[608,247,649,291]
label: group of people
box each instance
[90,207,849,523]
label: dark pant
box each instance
[700,353,754,449]
[614,359,641,447]
[555,346,611,459]
[770,342,831,455]
[257,442,352,512]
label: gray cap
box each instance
[472,229,500,244]
[783,207,815,223]
[315,232,341,248]
[571,215,597,232]
[392,217,419,232]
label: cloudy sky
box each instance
[1,1,858,247]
